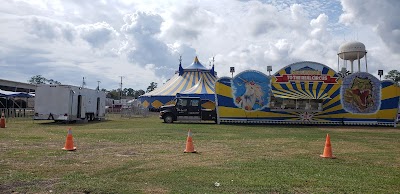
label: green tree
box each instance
[106,89,119,99]
[47,79,61,85]
[134,89,145,98]
[146,82,157,93]
[123,88,135,97]
[28,75,61,85]
[28,75,47,84]
[103,88,145,99]
[384,70,400,84]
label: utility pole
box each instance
[82,77,86,88]
[97,81,101,90]
[119,76,123,100]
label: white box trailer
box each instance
[34,84,106,121]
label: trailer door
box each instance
[96,97,100,117]
[68,90,73,120]
[77,95,86,119]
[80,95,86,118]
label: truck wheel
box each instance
[164,115,174,123]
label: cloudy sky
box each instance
[1,0,399,90]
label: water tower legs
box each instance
[350,61,354,73]
[357,52,361,72]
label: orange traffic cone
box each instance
[320,134,336,159]
[62,128,76,151]
[184,130,197,153]
[0,112,6,128]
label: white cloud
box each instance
[23,16,119,49]
[121,12,163,36]
[310,13,328,28]
[119,11,197,77]
[339,0,400,52]
[25,16,75,42]
[310,13,329,39]
[77,22,119,49]
[290,4,307,21]
[162,2,216,42]
[0,0,399,91]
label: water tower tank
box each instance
[337,41,368,73]
[338,41,366,60]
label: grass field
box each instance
[1,114,400,193]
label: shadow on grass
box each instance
[220,122,399,130]
[167,121,217,125]
[167,122,344,128]
[37,119,112,126]
[220,122,318,128]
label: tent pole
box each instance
[6,97,9,117]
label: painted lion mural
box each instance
[341,72,381,114]
[344,77,374,111]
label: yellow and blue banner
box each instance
[215,61,400,126]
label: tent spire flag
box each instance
[179,55,184,76]
[210,56,215,76]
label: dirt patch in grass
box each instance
[142,186,169,194]
[0,178,60,193]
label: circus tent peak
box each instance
[184,56,208,70]
[139,56,218,109]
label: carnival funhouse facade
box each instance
[215,61,400,126]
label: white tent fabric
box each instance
[0,89,34,98]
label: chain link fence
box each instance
[120,104,149,118]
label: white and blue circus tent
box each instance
[0,89,34,109]
[139,56,218,109]
[0,89,34,98]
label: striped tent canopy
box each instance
[139,56,218,109]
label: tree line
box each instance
[103,88,145,99]
[28,75,158,100]
[385,70,400,83]
[27,70,400,99]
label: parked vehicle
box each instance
[159,97,216,123]
[34,84,106,122]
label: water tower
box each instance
[337,41,368,74]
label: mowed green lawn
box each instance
[1,114,399,193]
